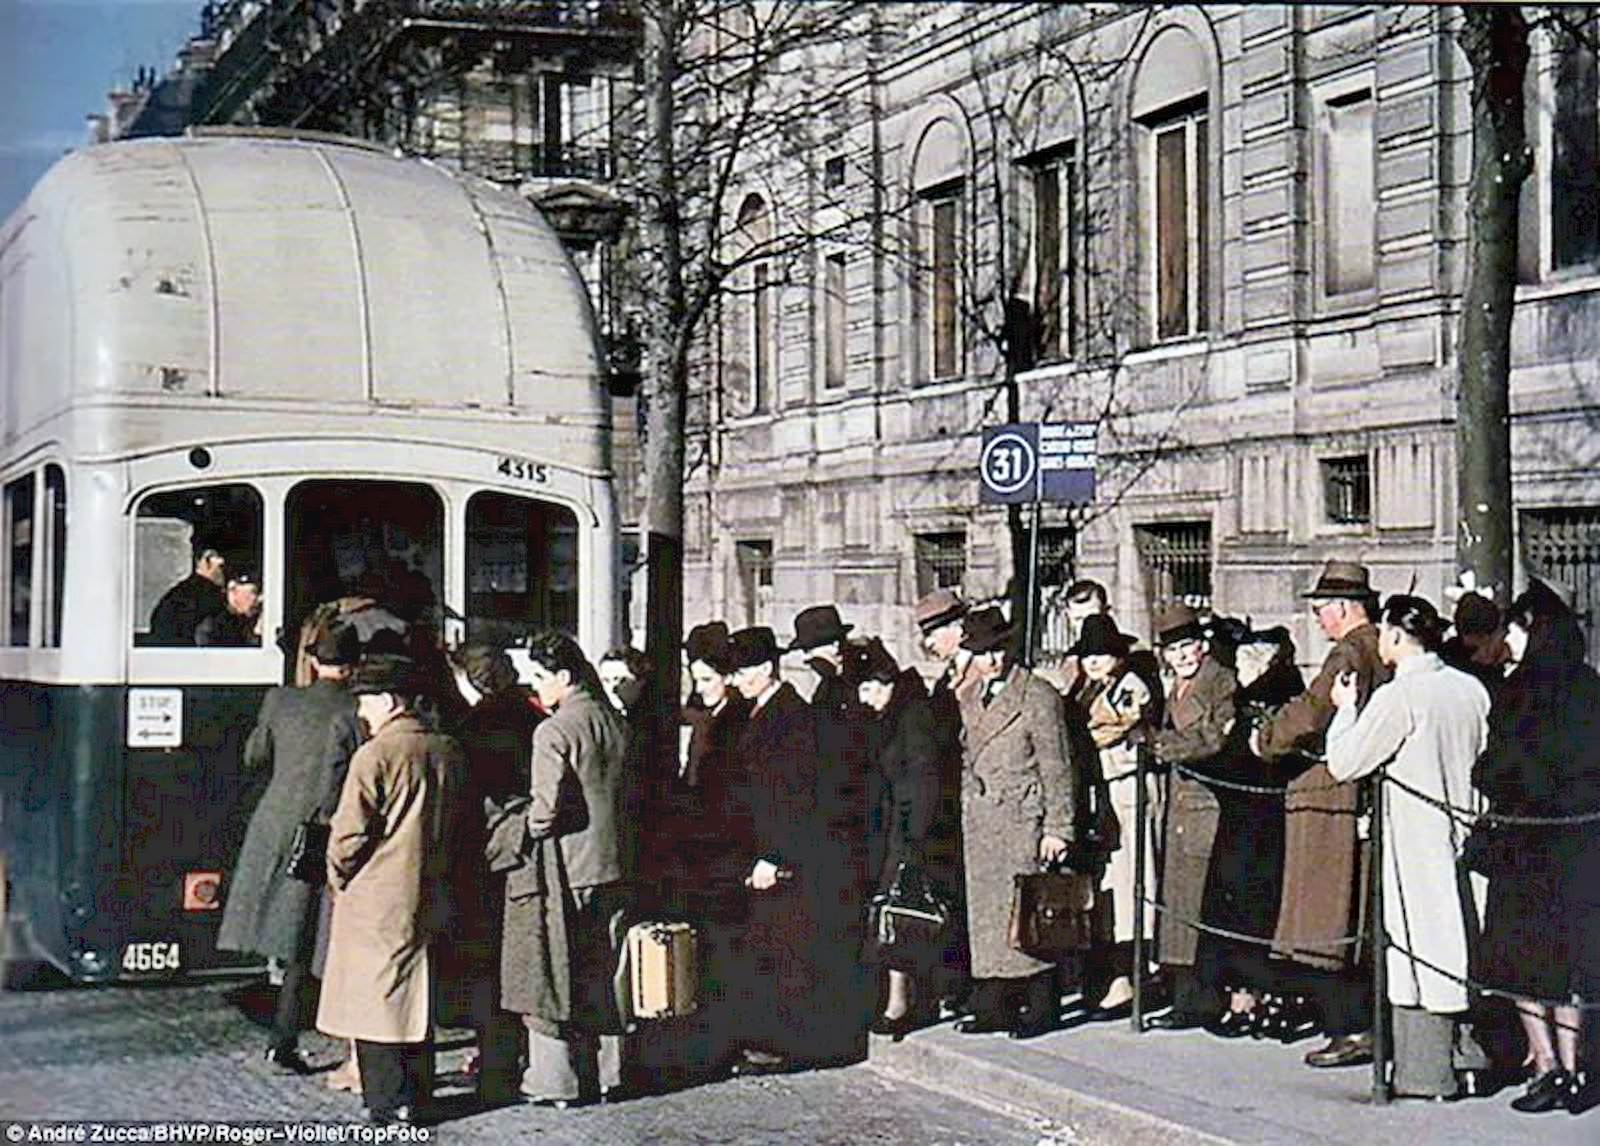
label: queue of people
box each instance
[216,558,1600,1124]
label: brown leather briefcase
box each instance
[1007,869,1097,959]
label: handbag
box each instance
[284,819,330,883]
[869,862,952,953]
[1008,865,1096,959]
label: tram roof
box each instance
[0,131,607,437]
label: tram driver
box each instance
[148,546,228,646]
[196,572,264,647]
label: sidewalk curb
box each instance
[866,1031,1240,1146]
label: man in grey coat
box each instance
[497,631,637,1107]
[218,623,362,1073]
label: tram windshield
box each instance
[134,484,264,648]
[284,480,445,643]
[465,491,579,646]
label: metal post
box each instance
[1023,498,1042,667]
[1371,775,1390,1105]
[1132,743,1148,1033]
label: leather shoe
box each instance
[1304,1033,1374,1069]
[729,1048,788,1076]
[954,1015,1006,1035]
[870,1014,915,1043]
[1511,1068,1575,1113]
[366,1105,421,1126]
[262,1044,315,1076]
[1569,1077,1599,1116]
[1007,1016,1055,1041]
[1205,1010,1254,1039]
[1147,1011,1208,1032]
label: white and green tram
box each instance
[0,129,620,985]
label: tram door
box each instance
[283,480,445,660]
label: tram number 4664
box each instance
[122,941,181,973]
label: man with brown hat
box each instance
[1251,558,1390,1069]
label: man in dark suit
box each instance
[148,546,227,645]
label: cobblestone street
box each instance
[0,979,1043,1145]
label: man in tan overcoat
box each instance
[317,653,463,1126]
[1251,559,1391,1069]
[955,607,1079,1039]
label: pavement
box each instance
[867,1008,1600,1146]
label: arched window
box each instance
[727,193,775,413]
[910,117,968,382]
[1012,77,1082,365]
[1132,27,1214,343]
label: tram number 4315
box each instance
[496,456,550,484]
[122,941,181,973]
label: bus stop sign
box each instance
[980,421,1097,505]
[979,423,1040,505]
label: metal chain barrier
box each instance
[1136,895,1364,950]
[1166,760,1348,797]
[1380,771,1600,827]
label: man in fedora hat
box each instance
[1250,558,1390,1070]
[317,653,465,1125]
[722,626,864,1071]
[954,606,1079,1039]
[911,588,978,1012]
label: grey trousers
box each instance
[522,1018,625,1101]
[1392,1007,1474,1098]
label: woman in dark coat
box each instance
[445,642,542,1101]
[1473,579,1600,1114]
[847,638,941,1038]
[218,623,361,1072]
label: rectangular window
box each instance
[136,483,264,647]
[1032,161,1063,362]
[1522,507,1600,666]
[1553,30,1600,270]
[915,531,967,597]
[735,539,774,627]
[465,491,580,645]
[5,473,34,647]
[752,263,772,412]
[1151,106,1209,341]
[43,465,65,647]
[1136,521,1212,614]
[1321,455,1372,525]
[928,191,961,379]
[1322,90,1376,296]
[824,252,847,389]
[824,154,847,189]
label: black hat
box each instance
[1068,613,1133,658]
[959,606,1013,654]
[788,604,854,651]
[311,622,361,667]
[348,653,420,696]
[457,642,516,694]
[364,628,411,658]
[726,626,781,671]
[1452,592,1501,638]
[228,570,261,588]
[844,637,900,685]
[684,621,733,669]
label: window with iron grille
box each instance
[915,531,966,597]
[1136,522,1212,612]
[823,154,847,189]
[1033,526,1077,588]
[1321,455,1371,525]
[1522,508,1600,666]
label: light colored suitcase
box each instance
[627,921,699,1019]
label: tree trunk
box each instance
[641,3,688,762]
[1455,4,1530,602]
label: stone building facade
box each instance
[683,2,1600,671]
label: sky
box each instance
[0,0,206,219]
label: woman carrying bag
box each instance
[849,638,946,1040]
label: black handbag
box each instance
[284,819,330,883]
[868,862,952,953]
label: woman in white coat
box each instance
[1325,595,1490,1101]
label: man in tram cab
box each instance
[196,573,263,647]
[148,545,228,646]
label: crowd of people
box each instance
[214,558,1600,1125]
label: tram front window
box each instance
[284,480,444,642]
[465,491,579,646]
[134,484,264,648]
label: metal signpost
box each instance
[979,421,1098,659]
